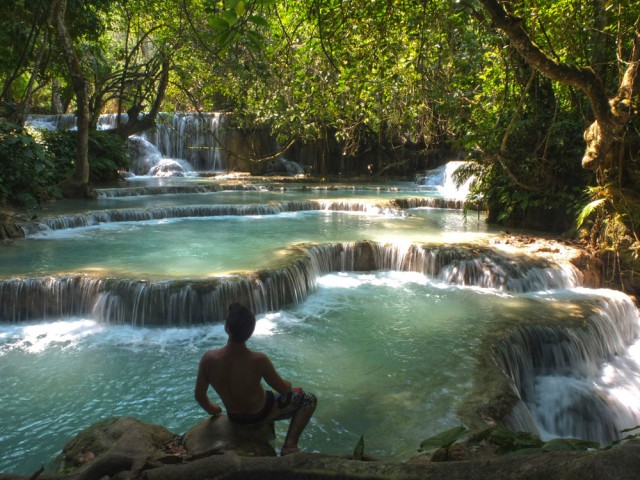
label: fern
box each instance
[576,198,606,229]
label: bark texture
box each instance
[479,0,640,170]
[52,0,90,193]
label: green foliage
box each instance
[606,425,640,449]
[185,0,501,174]
[0,120,60,208]
[575,182,640,288]
[485,427,599,456]
[88,131,130,182]
[1,0,638,240]
[576,198,606,230]
[43,130,129,184]
[420,426,600,459]
[353,435,364,460]
[458,156,587,232]
[418,425,470,454]
[486,427,544,455]
[0,121,128,209]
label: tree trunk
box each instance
[479,0,640,171]
[52,0,91,196]
[108,57,171,139]
[15,3,55,125]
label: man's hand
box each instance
[209,403,223,417]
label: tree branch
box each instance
[479,0,639,170]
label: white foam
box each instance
[0,319,227,355]
[0,319,103,354]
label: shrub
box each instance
[43,129,130,183]
[0,119,60,208]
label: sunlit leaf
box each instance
[353,435,364,460]
[248,15,269,28]
[419,426,468,451]
[209,17,230,32]
[576,198,606,228]
[542,438,599,452]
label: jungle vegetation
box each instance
[0,0,639,287]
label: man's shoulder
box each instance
[201,348,224,361]
[250,350,272,364]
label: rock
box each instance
[148,159,188,177]
[263,158,304,176]
[56,417,177,474]
[142,442,640,480]
[0,211,24,240]
[126,136,162,175]
[5,417,640,480]
[183,415,277,458]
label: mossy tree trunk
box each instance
[479,0,640,172]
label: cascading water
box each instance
[416,161,474,200]
[99,112,227,174]
[1,170,640,475]
[149,112,226,171]
[24,113,78,131]
[494,288,640,445]
[28,112,228,176]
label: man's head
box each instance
[225,303,256,343]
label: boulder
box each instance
[148,159,188,177]
[56,417,177,473]
[0,211,24,240]
[183,415,276,458]
[263,158,304,176]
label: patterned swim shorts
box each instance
[270,387,317,421]
[227,388,317,425]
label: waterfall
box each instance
[126,136,163,175]
[25,114,77,131]
[0,276,105,322]
[28,112,228,175]
[19,201,407,235]
[144,112,226,171]
[0,242,580,325]
[416,161,474,200]
[494,289,640,445]
[98,112,226,171]
[368,243,580,291]
[394,197,467,210]
[96,184,228,198]
[3,231,639,447]
[315,200,401,215]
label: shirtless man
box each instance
[194,303,317,456]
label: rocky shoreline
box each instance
[2,416,640,480]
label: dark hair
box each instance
[225,303,256,343]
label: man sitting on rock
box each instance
[195,303,317,456]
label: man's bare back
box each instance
[194,303,317,455]
[195,341,291,416]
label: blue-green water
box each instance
[0,210,489,278]
[1,271,549,472]
[2,179,639,475]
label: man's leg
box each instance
[281,401,317,455]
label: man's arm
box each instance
[259,354,292,395]
[194,356,223,416]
